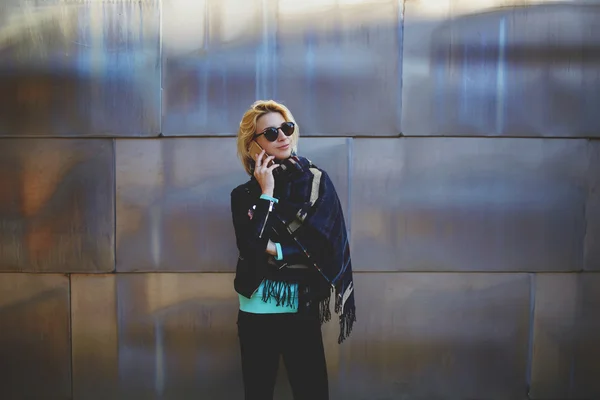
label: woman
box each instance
[230,100,356,400]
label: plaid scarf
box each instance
[271,155,356,344]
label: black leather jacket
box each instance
[230,178,309,299]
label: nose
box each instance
[276,128,287,141]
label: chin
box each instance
[275,150,292,160]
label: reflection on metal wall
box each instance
[350,138,590,272]
[0,0,599,399]
[3,0,598,138]
[0,139,114,272]
[0,274,71,399]
[0,0,160,136]
[162,0,401,135]
[402,1,600,137]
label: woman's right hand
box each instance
[254,150,279,197]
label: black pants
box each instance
[237,309,329,400]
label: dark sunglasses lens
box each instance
[261,122,295,142]
[263,127,279,142]
[281,122,295,136]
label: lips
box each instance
[278,144,290,150]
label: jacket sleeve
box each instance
[278,242,307,265]
[230,187,276,266]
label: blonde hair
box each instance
[237,100,300,175]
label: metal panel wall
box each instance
[114,273,244,399]
[402,0,600,137]
[530,274,579,399]
[571,273,600,398]
[585,141,600,271]
[0,0,161,137]
[70,273,341,399]
[162,0,401,136]
[115,138,246,272]
[0,273,71,399]
[350,138,589,272]
[0,0,599,399]
[530,273,600,399]
[70,272,532,400]
[116,137,349,272]
[71,274,119,400]
[334,273,531,400]
[0,139,114,272]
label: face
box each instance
[254,112,293,160]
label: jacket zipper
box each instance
[258,200,274,238]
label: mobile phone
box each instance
[249,141,274,167]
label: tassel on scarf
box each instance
[337,304,356,344]
[261,279,296,308]
[318,295,332,324]
[335,285,356,344]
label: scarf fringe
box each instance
[261,279,296,309]
[318,295,332,324]
[337,304,356,344]
[334,286,356,344]
[315,288,356,344]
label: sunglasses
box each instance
[255,121,295,142]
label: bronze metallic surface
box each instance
[71,274,119,400]
[116,137,349,272]
[333,272,531,400]
[0,139,114,272]
[0,0,160,136]
[530,273,600,400]
[0,273,71,399]
[350,138,589,272]
[162,0,400,136]
[402,1,600,137]
[584,141,599,271]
